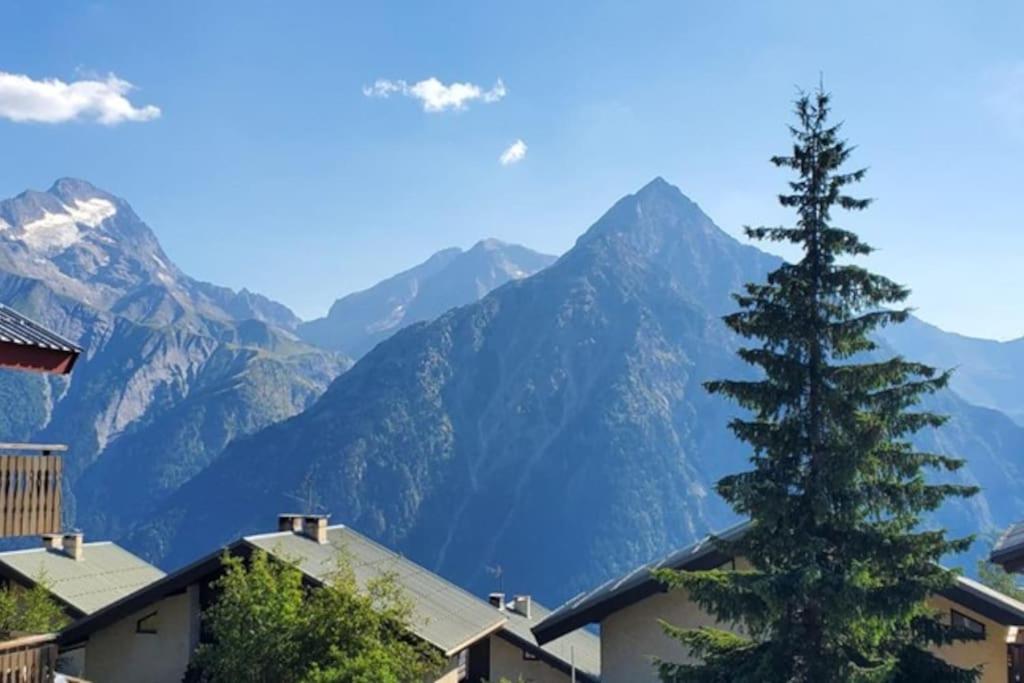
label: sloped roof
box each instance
[495,597,600,682]
[0,304,80,374]
[0,542,165,617]
[991,521,1024,572]
[245,526,506,656]
[533,522,746,644]
[61,524,506,658]
[534,521,1024,645]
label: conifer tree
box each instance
[656,88,980,682]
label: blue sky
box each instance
[1,2,1021,339]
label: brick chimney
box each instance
[488,592,506,610]
[303,515,328,544]
[41,534,62,551]
[512,595,532,619]
[278,514,304,533]
[277,513,329,544]
[62,532,84,561]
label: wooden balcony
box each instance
[0,633,58,683]
[0,444,63,538]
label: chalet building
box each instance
[534,523,1024,683]
[58,515,599,683]
[0,304,81,682]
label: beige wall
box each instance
[431,654,465,683]
[599,570,1012,683]
[927,594,1010,683]
[490,634,574,683]
[82,591,195,683]
[600,586,726,683]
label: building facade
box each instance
[536,524,1024,683]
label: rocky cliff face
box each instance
[0,179,346,540]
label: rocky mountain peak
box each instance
[48,177,110,202]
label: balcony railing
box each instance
[0,444,63,538]
[0,633,58,683]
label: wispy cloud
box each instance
[499,139,527,166]
[987,62,1024,139]
[0,71,160,125]
[362,77,506,112]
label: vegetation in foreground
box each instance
[186,549,444,683]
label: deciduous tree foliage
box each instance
[656,89,979,682]
[0,574,67,637]
[187,549,444,683]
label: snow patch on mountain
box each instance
[18,198,117,253]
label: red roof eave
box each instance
[0,341,79,375]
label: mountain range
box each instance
[2,177,1021,609]
[0,179,344,540]
[121,178,1024,606]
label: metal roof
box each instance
[0,304,80,354]
[534,521,1024,645]
[0,542,165,617]
[991,521,1024,572]
[533,522,746,645]
[245,526,507,656]
[495,598,600,682]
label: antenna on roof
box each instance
[285,471,326,515]
[486,563,504,593]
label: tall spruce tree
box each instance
[655,89,980,682]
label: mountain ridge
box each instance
[0,178,347,541]
[126,177,1024,606]
[298,239,556,358]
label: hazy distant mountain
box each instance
[298,240,556,358]
[0,179,346,539]
[127,178,1024,603]
[881,316,1024,425]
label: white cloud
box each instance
[499,139,527,166]
[987,63,1024,139]
[362,77,506,112]
[0,71,160,125]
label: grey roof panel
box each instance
[0,304,80,354]
[992,521,1024,570]
[245,526,506,656]
[0,543,165,616]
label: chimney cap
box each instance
[62,532,84,561]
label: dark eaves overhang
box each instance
[532,522,746,645]
[58,540,255,647]
[991,521,1024,573]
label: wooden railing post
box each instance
[0,444,65,538]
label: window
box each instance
[136,611,158,634]
[950,609,985,638]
